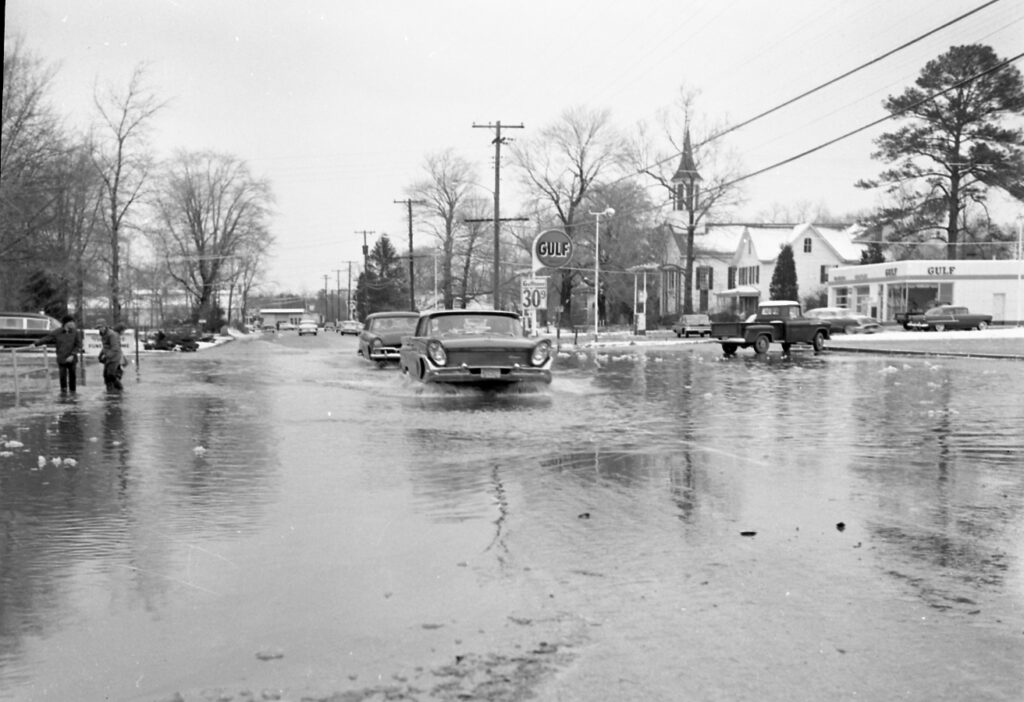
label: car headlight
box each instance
[530,340,551,367]
[427,340,447,366]
[370,337,382,349]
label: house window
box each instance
[820,264,834,284]
[728,267,736,288]
[803,237,812,253]
[696,266,713,290]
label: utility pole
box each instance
[354,230,374,318]
[355,230,375,274]
[394,199,427,311]
[333,268,343,324]
[465,215,529,305]
[347,261,354,320]
[473,120,523,309]
[322,274,329,322]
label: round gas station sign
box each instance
[533,229,574,269]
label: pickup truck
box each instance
[904,305,992,331]
[710,300,831,356]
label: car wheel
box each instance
[753,334,770,355]
[977,320,988,331]
[812,331,825,353]
[721,343,737,357]
[934,324,945,332]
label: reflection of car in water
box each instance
[0,311,61,348]
[399,310,553,386]
[358,312,419,366]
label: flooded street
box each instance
[2,333,1023,701]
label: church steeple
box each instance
[671,127,702,212]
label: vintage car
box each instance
[710,300,830,356]
[805,307,860,333]
[905,305,993,331]
[671,313,713,338]
[338,320,362,335]
[0,311,61,348]
[399,309,553,385]
[846,315,882,334]
[298,317,319,336]
[358,311,419,366]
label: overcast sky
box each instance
[7,0,1023,294]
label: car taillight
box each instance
[530,340,551,367]
[428,340,447,366]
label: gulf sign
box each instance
[533,229,573,269]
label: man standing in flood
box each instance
[32,314,84,393]
[96,320,124,391]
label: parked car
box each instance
[805,307,860,333]
[0,311,61,348]
[399,309,553,386]
[846,315,882,334]
[144,328,200,351]
[905,305,992,331]
[323,321,337,333]
[298,318,319,336]
[358,312,419,366]
[671,314,713,338]
[338,320,362,335]
[278,321,297,331]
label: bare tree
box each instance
[150,150,274,329]
[407,148,478,309]
[512,105,625,322]
[92,64,165,324]
[0,36,65,302]
[631,86,746,312]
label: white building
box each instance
[827,259,1024,324]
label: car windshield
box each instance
[369,316,416,332]
[428,314,522,337]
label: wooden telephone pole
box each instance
[394,199,427,311]
[473,120,523,309]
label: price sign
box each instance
[521,278,548,310]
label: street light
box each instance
[589,207,615,340]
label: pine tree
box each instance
[769,245,799,300]
[356,235,410,316]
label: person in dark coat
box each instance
[96,320,125,391]
[32,314,84,392]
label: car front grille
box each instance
[446,348,532,367]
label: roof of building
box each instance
[746,223,866,263]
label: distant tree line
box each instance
[1,37,274,330]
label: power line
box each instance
[713,50,1024,194]
[634,0,1007,179]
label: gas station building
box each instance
[827,259,1023,324]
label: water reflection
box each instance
[0,350,280,687]
[2,341,1023,699]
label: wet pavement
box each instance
[1,332,1023,701]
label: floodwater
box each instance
[1,334,1022,701]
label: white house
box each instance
[715,223,867,317]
